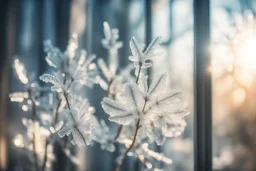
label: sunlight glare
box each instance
[238,37,256,72]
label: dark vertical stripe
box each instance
[0,0,11,170]
[53,1,71,171]
[145,0,152,45]
[85,0,94,55]
[40,0,56,74]
[56,0,70,51]
[193,0,212,171]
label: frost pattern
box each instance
[39,74,64,92]
[102,73,189,145]
[58,96,93,147]
[100,28,189,170]
[10,21,189,171]
[129,37,163,76]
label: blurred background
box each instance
[0,0,256,171]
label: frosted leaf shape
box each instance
[124,84,144,111]
[129,37,144,62]
[58,108,93,147]
[102,97,138,125]
[39,74,64,92]
[144,37,162,59]
[138,75,149,94]
[57,95,95,147]
[101,84,144,125]
[148,73,167,97]
[163,109,190,120]
[152,92,183,111]
[129,37,162,75]
[135,73,189,143]
[101,97,127,115]
[109,112,138,125]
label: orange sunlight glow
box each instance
[212,11,256,106]
[237,37,256,73]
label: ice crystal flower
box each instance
[10,21,190,171]
[102,72,189,145]
[39,74,65,92]
[101,83,143,125]
[129,37,163,75]
[43,35,98,89]
[58,95,94,147]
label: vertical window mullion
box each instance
[145,0,152,45]
[194,0,212,171]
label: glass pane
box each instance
[152,0,194,171]
[3,0,194,171]
[211,0,256,170]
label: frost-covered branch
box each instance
[10,22,189,171]
[102,29,189,170]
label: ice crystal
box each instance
[43,35,98,89]
[101,84,143,125]
[102,73,189,145]
[58,96,93,147]
[97,22,132,98]
[129,37,163,75]
[39,74,65,92]
[10,21,190,171]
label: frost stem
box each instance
[113,119,140,171]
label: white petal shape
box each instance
[148,73,167,97]
[101,97,127,116]
[129,37,143,62]
[39,74,64,92]
[109,112,138,125]
[125,84,144,111]
[144,37,161,56]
